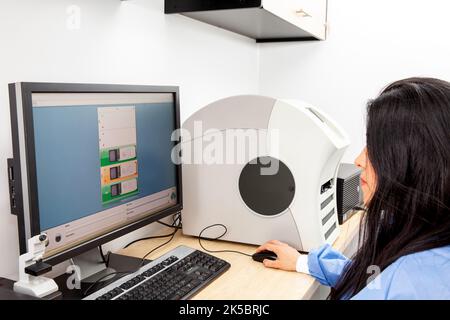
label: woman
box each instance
[256,77,450,299]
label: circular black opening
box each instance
[238,157,295,216]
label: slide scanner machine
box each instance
[181,96,350,251]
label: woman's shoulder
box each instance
[382,245,450,299]
[393,245,450,273]
[400,245,450,261]
[352,245,450,300]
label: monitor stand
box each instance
[54,247,151,299]
[70,247,117,285]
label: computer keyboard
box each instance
[83,245,230,300]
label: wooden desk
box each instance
[119,212,361,300]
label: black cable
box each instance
[123,212,182,249]
[160,211,182,228]
[198,224,309,256]
[138,228,178,266]
[123,232,178,249]
[156,220,182,229]
[198,224,252,257]
[98,246,110,267]
[82,271,132,297]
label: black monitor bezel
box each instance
[9,82,183,266]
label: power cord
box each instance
[123,231,178,249]
[157,212,183,229]
[123,212,182,249]
[198,223,309,256]
[157,220,182,229]
[197,224,252,257]
[98,246,110,267]
[139,227,178,264]
[82,270,132,297]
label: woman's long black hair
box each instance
[330,77,450,299]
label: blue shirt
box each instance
[307,244,450,299]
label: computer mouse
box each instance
[252,250,277,263]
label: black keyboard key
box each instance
[191,279,201,287]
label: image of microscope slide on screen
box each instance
[101,161,138,184]
[98,106,139,205]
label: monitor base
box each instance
[69,247,116,284]
[54,249,151,299]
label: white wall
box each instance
[0,0,258,279]
[259,0,450,162]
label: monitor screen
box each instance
[29,92,179,257]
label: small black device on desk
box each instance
[84,245,230,300]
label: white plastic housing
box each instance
[181,96,350,251]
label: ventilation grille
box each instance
[337,174,362,216]
[322,208,335,226]
[325,222,337,240]
[320,194,334,210]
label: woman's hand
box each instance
[255,240,301,271]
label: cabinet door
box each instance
[263,0,327,40]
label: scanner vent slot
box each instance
[322,208,335,226]
[321,194,334,210]
[325,222,337,240]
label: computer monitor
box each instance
[8,83,182,266]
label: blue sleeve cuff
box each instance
[307,244,350,288]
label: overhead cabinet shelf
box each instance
[165,0,328,43]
